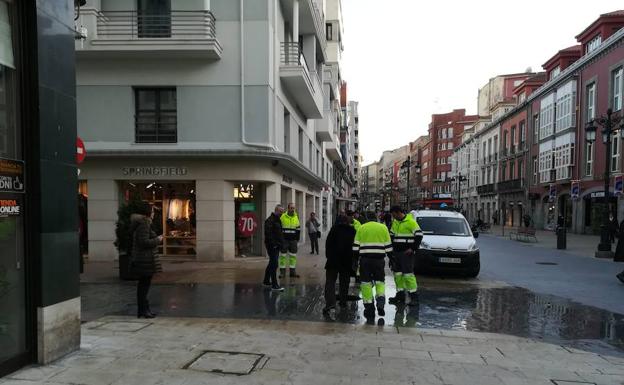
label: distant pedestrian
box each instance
[130,202,163,319]
[616,219,624,284]
[263,204,285,291]
[323,215,356,316]
[383,211,392,230]
[609,213,618,243]
[306,212,321,255]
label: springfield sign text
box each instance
[122,167,188,177]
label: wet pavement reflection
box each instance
[81,281,624,355]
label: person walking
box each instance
[614,217,624,283]
[306,212,321,255]
[347,210,362,231]
[353,211,393,319]
[130,202,163,319]
[609,213,618,244]
[280,203,301,278]
[388,206,423,307]
[263,204,285,291]
[323,215,356,316]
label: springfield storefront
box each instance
[79,156,324,262]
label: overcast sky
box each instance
[340,0,624,165]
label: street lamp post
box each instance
[450,173,468,212]
[585,108,624,259]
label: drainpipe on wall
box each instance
[240,0,277,151]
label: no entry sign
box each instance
[237,212,258,237]
[76,137,86,164]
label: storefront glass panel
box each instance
[120,181,196,258]
[0,1,27,373]
[234,184,262,257]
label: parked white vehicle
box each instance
[410,210,480,277]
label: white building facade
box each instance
[76,0,344,261]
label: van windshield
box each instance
[416,217,471,237]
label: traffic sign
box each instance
[237,212,258,237]
[76,137,86,164]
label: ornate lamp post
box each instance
[450,173,468,211]
[585,108,624,259]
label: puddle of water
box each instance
[81,282,624,355]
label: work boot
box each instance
[617,271,624,284]
[388,291,405,305]
[279,268,286,278]
[376,296,386,317]
[363,303,376,319]
[407,292,419,307]
[290,269,300,278]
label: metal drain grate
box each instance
[184,350,266,376]
[536,262,559,265]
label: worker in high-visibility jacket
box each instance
[388,206,423,306]
[280,203,301,278]
[352,211,393,318]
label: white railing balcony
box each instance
[76,9,223,59]
[280,42,323,119]
[317,108,337,142]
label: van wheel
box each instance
[466,262,480,278]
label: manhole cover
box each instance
[91,321,152,332]
[536,262,558,265]
[185,350,265,376]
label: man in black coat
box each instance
[323,215,357,316]
[263,204,285,291]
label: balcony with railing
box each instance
[76,9,222,59]
[317,107,338,143]
[280,42,323,119]
[497,178,524,193]
[476,183,496,195]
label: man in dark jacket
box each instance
[130,202,163,318]
[323,215,356,316]
[263,204,285,291]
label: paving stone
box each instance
[5,365,66,382]
[91,321,152,333]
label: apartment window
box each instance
[482,169,486,185]
[550,66,561,80]
[518,160,523,179]
[502,133,507,152]
[501,163,506,182]
[519,92,526,103]
[586,35,602,54]
[423,148,429,157]
[138,0,172,38]
[532,156,538,185]
[493,136,498,157]
[586,83,596,122]
[509,161,515,180]
[422,175,428,183]
[554,143,574,180]
[539,94,555,139]
[298,128,304,162]
[482,142,487,162]
[423,161,429,169]
[284,112,291,153]
[326,23,333,41]
[555,80,576,132]
[135,88,177,143]
[511,126,516,146]
[539,150,553,183]
[585,141,593,176]
[533,114,539,142]
[612,133,620,172]
[448,127,453,137]
[613,67,623,111]
[520,121,526,146]
[316,149,321,174]
[447,141,453,150]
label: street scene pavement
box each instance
[4,232,623,385]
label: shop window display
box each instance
[120,181,196,257]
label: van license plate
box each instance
[439,257,461,264]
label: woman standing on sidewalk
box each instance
[130,202,163,319]
[306,212,321,255]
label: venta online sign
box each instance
[0,199,21,217]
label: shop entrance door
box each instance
[0,194,28,374]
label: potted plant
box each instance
[114,196,143,280]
